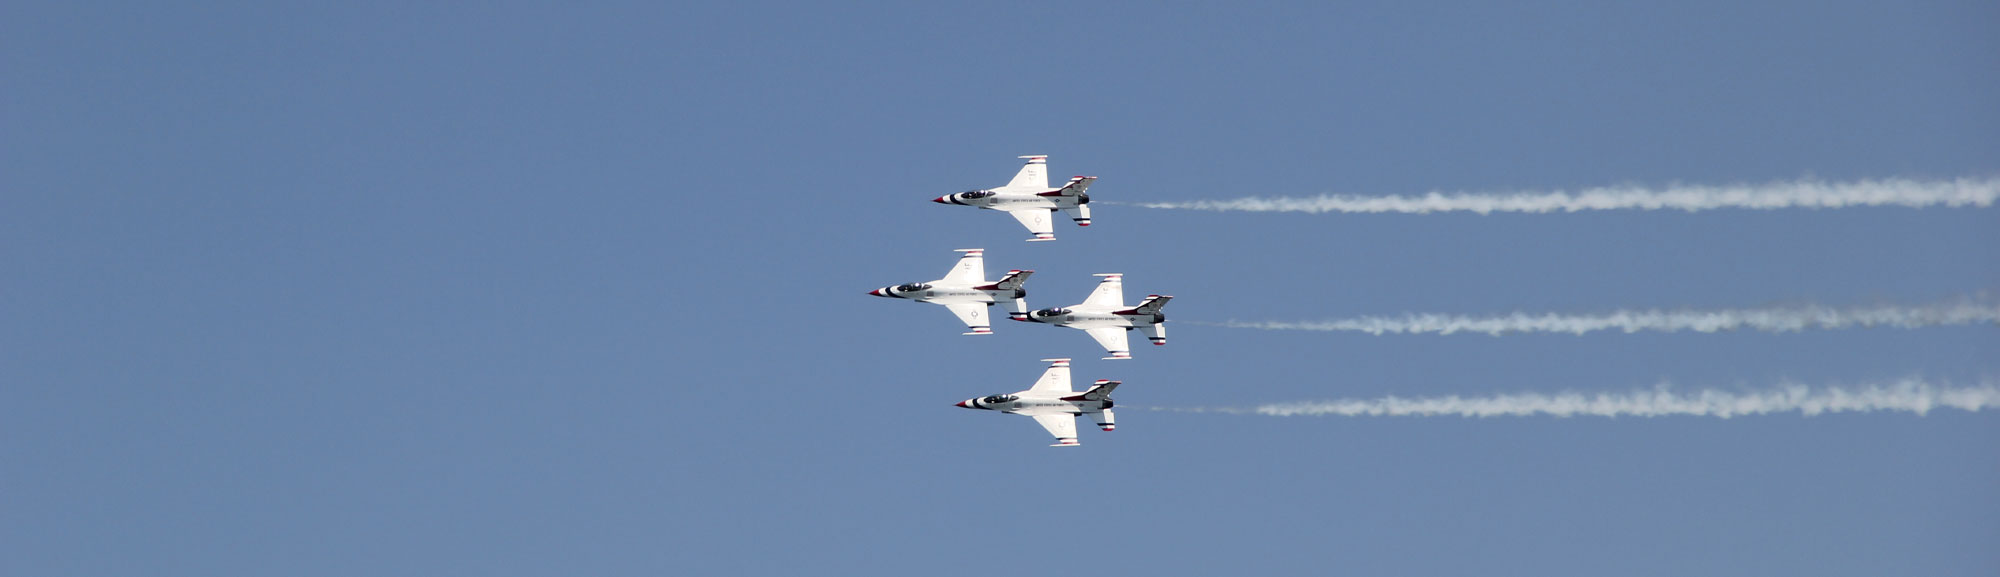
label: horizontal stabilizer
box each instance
[1061,204,1091,227]
[1063,380,1120,402]
[1037,175,1097,197]
[1127,295,1173,316]
[977,269,1034,292]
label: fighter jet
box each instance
[1016,274,1171,359]
[933,155,1096,241]
[955,358,1119,447]
[868,248,1034,335]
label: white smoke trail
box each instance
[1156,378,2000,418]
[1127,177,2000,214]
[1196,300,2000,337]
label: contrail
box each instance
[1154,378,1999,418]
[1126,177,2000,214]
[1194,300,2000,337]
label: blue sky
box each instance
[5,2,1996,575]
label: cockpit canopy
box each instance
[960,190,995,199]
[1034,307,1069,317]
[895,282,931,292]
[982,394,1018,404]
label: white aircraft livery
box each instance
[933,155,1097,241]
[1017,273,1172,359]
[868,249,1034,335]
[956,358,1120,447]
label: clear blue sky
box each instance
[5,2,1996,575]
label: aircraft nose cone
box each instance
[955,400,972,408]
[933,196,950,204]
[868,288,885,297]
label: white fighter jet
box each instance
[955,358,1119,447]
[933,155,1096,241]
[868,249,1034,335]
[1016,274,1171,359]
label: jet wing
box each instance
[1083,326,1132,360]
[1006,209,1057,241]
[943,302,992,335]
[1027,412,1080,447]
[1080,274,1124,309]
[1026,358,1072,394]
[940,249,985,285]
[1004,155,1050,190]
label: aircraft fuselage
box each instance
[959,394,1111,415]
[1021,308,1156,329]
[882,285,1002,305]
[936,191,1085,211]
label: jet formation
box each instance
[871,155,1172,446]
